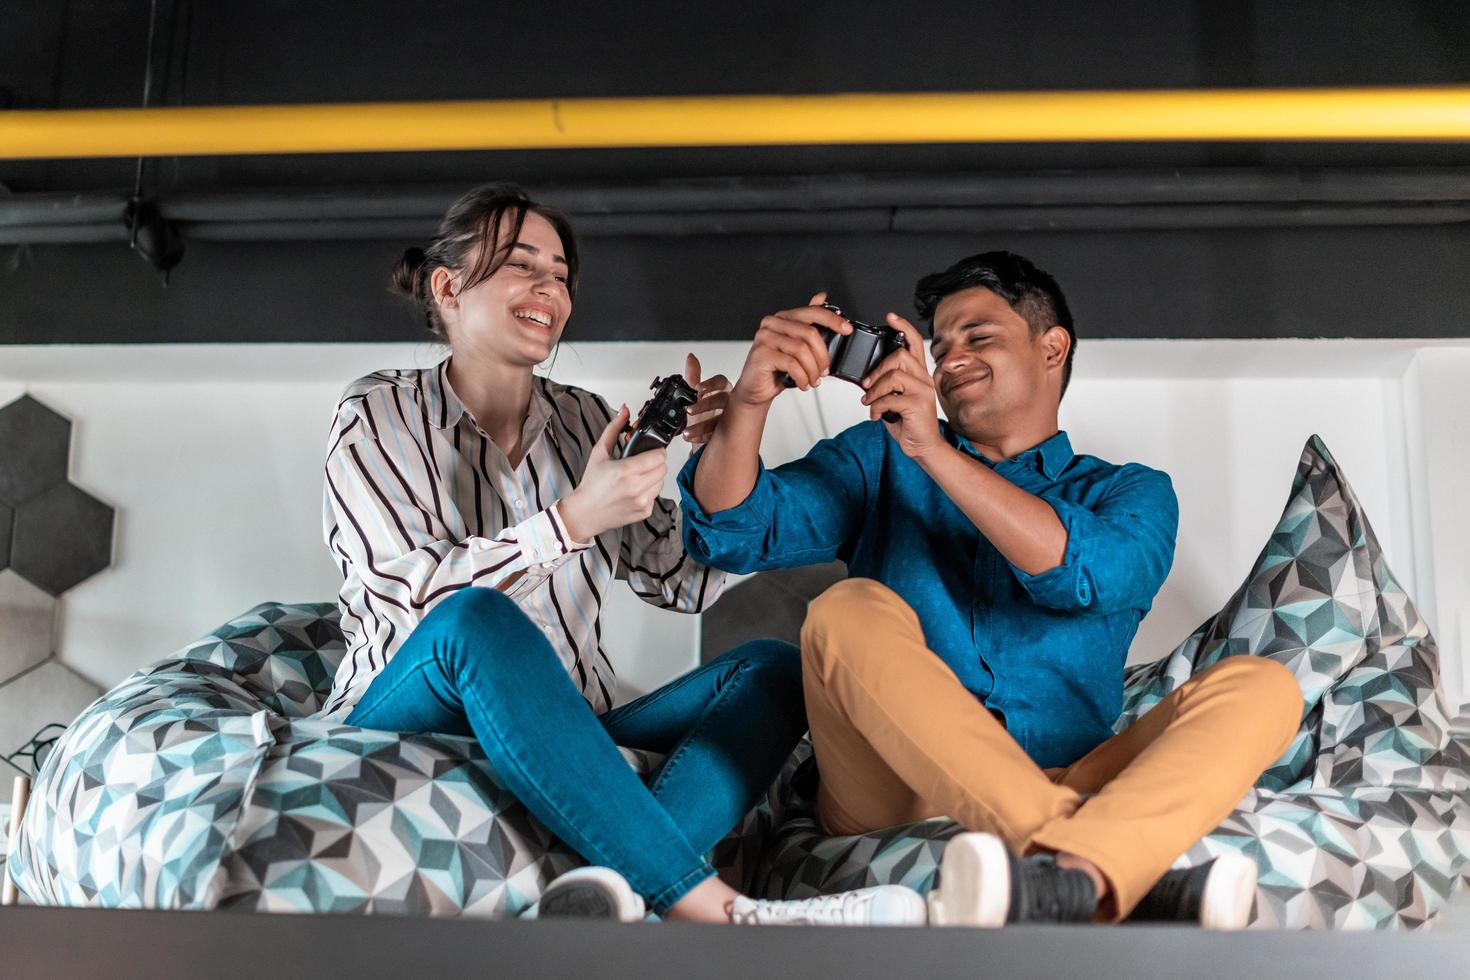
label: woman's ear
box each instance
[430,266,458,313]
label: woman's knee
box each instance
[431,587,520,631]
[723,638,803,684]
[421,588,534,668]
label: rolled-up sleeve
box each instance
[1010,464,1178,614]
[677,422,877,573]
[616,495,728,613]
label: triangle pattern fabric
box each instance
[10,439,1470,929]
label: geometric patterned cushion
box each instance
[1118,435,1460,798]
[743,436,1470,928]
[12,437,1469,926]
[7,659,276,908]
[174,601,348,718]
[9,602,664,918]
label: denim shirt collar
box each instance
[946,425,1074,480]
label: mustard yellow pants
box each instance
[800,578,1304,919]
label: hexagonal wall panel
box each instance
[12,483,115,597]
[0,395,72,506]
[0,499,12,569]
[0,569,55,683]
[0,659,102,762]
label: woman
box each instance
[320,183,924,926]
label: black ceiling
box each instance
[2,0,1469,344]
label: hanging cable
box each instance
[126,0,184,278]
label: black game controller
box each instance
[617,375,700,458]
[781,302,908,423]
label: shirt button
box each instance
[514,498,525,508]
[543,625,555,637]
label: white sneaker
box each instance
[1128,852,1259,930]
[926,832,1100,927]
[534,867,647,922]
[729,885,928,926]
[1196,853,1259,930]
[927,832,1012,927]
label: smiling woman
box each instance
[317,182,925,927]
[390,184,579,347]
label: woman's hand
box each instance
[681,353,732,446]
[729,292,852,408]
[558,406,668,542]
[860,313,944,460]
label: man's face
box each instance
[928,286,1059,438]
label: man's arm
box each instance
[855,312,1067,575]
[690,292,851,513]
[860,312,1176,609]
[915,444,1068,575]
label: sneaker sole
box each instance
[1199,853,1258,931]
[539,870,644,922]
[928,832,1010,928]
[539,885,621,919]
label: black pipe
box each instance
[893,203,1470,233]
[7,202,1470,246]
[2,169,1468,244]
[150,168,1470,221]
[0,193,130,227]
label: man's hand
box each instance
[860,313,944,460]
[680,353,732,446]
[558,406,668,542]
[729,292,852,408]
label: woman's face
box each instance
[436,210,572,367]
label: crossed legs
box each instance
[800,578,1303,919]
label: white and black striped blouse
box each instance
[319,358,726,719]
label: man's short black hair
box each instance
[914,250,1077,400]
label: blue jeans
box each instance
[346,588,807,913]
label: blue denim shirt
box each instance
[677,422,1178,769]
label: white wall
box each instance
[1,338,1465,742]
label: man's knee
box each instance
[801,577,910,670]
[1208,655,1305,735]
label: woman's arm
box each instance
[325,404,587,620]
[617,494,728,613]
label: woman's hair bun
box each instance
[392,246,428,297]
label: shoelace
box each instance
[730,892,865,925]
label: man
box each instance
[677,251,1303,927]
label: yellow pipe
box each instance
[5,87,1470,159]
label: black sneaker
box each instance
[534,867,647,922]
[928,832,1097,927]
[1128,854,1257,930]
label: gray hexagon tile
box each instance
[0,659,101,759]
[0,395,72,506]
[0,570,55,683]
[0,499,11,569]
[12,482,115,597]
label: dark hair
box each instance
[913,250,1077,400]
[392,182,580,343]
